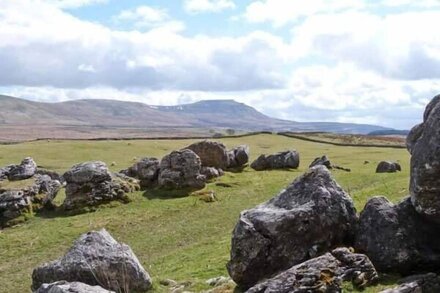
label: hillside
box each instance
[0,95,392,141]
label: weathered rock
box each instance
[380,273,440,293]
[35,169,64,184]
[376,161,401,173]
[34,281,115,293]
[250,150,299,171]
[0,165,13,181]
[408,94,440,222]
[158,149,206,190]
[186,140,229,169]
[0,175,61,227]
[354,196,440,273]
[8,157,37,181]
[32,229,152,292]
[201,166,224,180]
[309,155,332,169]
[120,157,160,188]
[246,247,378,293]
[63,162,134,210]
[227,145,250,169]
[227,166,357,289]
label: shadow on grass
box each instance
[143,188,194,200]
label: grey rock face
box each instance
[158,149,206,190]
[0,165,13,181]
[250,150,299,171]
[309,155,332,169]
[35,169,64,184]
[201,166,224,180]
[63,162,135,210]
[354,196,440,273]
[376,161,401,173]
[380,273,440,293]
[0,175,61,227]
[227,166,357,289]
[408,94,440,222]
[246,248,378,293]
[32,229,152,292]
[227,145,250,169]
[7,157,37,181]
[121,157,160,188]
[186,140,229,169]
[34,281,115,293]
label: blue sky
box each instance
[1,0,440,129]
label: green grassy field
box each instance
[0,134,410,292]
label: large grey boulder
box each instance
[0,175,61,227]
[408,94,440,222]
[227,166,357,289]
[158,149,206,190]
[7,157,37,181]
[186,140,229,169]
[34,281,115,293]
[354,196,440,273]
[247,247,378,293]
[376,161,401,173]
[32,229,152,292]
[250,150,299,171]
[227,145,250,169]
[120,157,160,188]
[380,273,440,293]
[63,162,137,210]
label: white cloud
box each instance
[114,6,171,28]
[244,0,364,27]
[43,0,108,9]
[184,0,235,14]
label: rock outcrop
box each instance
[0,165,13,181]
[186,140,229,169]
[158,150,206,190]
[0,175,61,227]
[408,94,440,222]
[227,145,250,169]
[250,150,300,171]
[246,248,378,293]
[34,281,114,293]
[376,161,401,173]
[32,229,152,292]
[227,166,357,289]
[7,157,37,181]
[354,196,440,274]
[63,161,137,210]
[380,273,440,293]
[120,157,160,188]
[309,155,332,169]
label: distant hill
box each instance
[0,95,393,140]
[367,129,409,136]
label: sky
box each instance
[1,0,439,129]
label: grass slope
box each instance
[0,134,410,292]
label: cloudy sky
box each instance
[1,0,439,129]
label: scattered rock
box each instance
[62,161,136,210]
[35,168,64,184]
[201,166,224,180]
[158,150,206,190]
[376,161,401,173]
[227,145,250,169]
[246,247,378,293]
[34,281,114,293]
[309,155,332,169]
[408,94,440,222]
[250,150,300,171]
[227,166,357,289]
[32,229,152,292]
[7,157,37,181]
[206,276,231,287]
[0,175,61,227]
[120,157,160,188]
[354,196,440,273]
[186,140,229,169]
[380,273,440,293]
